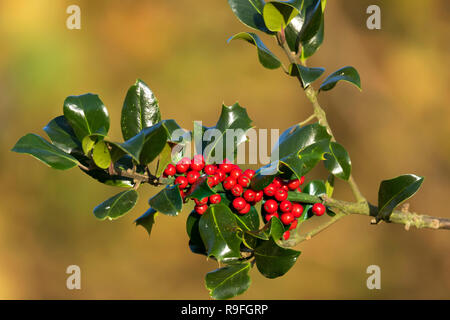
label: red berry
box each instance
[265,212,279,222]
[194,197,208,205]
[209,194,222,204]
[281,185,289,192]
[176,163,189,174]
[281,212,294,225]
[190,162,204,172]
[243,189,256,203]
[291,203,304,218]
[186,170,200,184]
[299,176,305,185]
[195,204,208,215]
[223,177,236,190]
[232,197,246,211]
[264,199,278,214]
[296,187,302,193]
[219,163,233,173]
[229,168,242,180]
[255,191,264,202]
[263,184,276,197]
[163,164,176,177]
[238,203,251,215]
[204,164,217,175]
[243,169,256,179]
[272,177,283,189]
[207,176,218,187]
[279,200,293,213]
[282,230,290,240]
[274,189,288,202]
[287,179,300,190]
[237,175,251,188]
[215,169,226,182]
[231,184,244,197]
[312,203,326,216]
[289,219,298,230]
[175,176,188,189]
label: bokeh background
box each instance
[0,0,449,299]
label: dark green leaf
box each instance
[255,238,300,279]
[12,133,79,170]
[43,116,81,153]
[289,64,325,88]
[93,189,138,220]
[63,93,110,141]
[108,130,145,163]
[227,0,270,33]
[301,15,324,59]
[377,174,424,222]
[186,210,207,256]
[270,123,331,179]
[205,263,251,300]
[235,205,260,232]
[303,179,327,196]
[250,164,278,191]
[228,32,281,70]
[185,176,216,200]
[324,142,352,181]
[319,66,362,92]
[140,120,183,165]
[285,0,323,53]
[199,204,242,262]
[135,208,158,237]
[155,143,173,177]
[194,103,254,163]
[121,79,161,141]
[148,185,183,216]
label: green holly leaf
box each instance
[235,205,260,232]
[285,0,323,54]
[155,143,173,178]
[194,103,254,163]
[92,140,112,169]
[377,174,424,222]
[228,32,282,70]
[135,208,158,237]
[12,133,79,170]
[254,238,300,279]
[121,79,162,141]
[185,176,216,200]
[262,1,302,32]
[63,93,110,141]
[227,0,270,33]
[205,262,251,300]
[199,204,242,262]
[148,185,183,216]
[324,142,352,181]
[319,66,362,92]
[270,123,331,180]
[186,210,207,256]
[301,14,324,59]
[108,130,145,163]
[43,116,81,153]
[289,63,325,88]
[93,189,139,220]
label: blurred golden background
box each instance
[0,0,449,299]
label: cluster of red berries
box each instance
[163,155,327,241]
[163,155,260,215]
[259,176,325,240]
